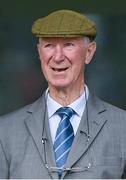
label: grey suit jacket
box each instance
[0,91,126,179]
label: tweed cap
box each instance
[31,9,97,39]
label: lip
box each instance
[51,67,69,72]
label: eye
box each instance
[44,43,54,48]
[64,42,76,50]
[64,42,74,47]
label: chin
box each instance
[51,81,71,89]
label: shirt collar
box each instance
[46,85,89,118]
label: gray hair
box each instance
[83,37,92,47]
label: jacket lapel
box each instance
[24,91,108,179]
[24,93,58,179]
[62,93,108,178]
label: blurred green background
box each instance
[0,0,126,115]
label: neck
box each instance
[48,83,85,106]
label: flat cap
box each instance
[31,9,97,39]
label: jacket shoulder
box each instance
[102,99,126,116]
[97,96,126,124]
[0,94,45,135]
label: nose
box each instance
[53,45,64,63]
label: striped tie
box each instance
[54,107,75,175]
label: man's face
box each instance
[37,37,96,90]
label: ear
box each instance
[85,42,96,64]
[37,43,41,57]
[37,42,43,64]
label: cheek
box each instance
[39,48,52,64]
[69,48,86,62]
[39,57,51,75]
[39,53,49,74]
[71,52,85,68]
[72,57,85,77]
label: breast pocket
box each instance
[92,157,123,178]
[94,156,122,166]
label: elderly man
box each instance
[0,9,126,179]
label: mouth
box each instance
[52,67,69,72]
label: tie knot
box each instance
[56,107,75,119]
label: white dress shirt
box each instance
[47,86,89,144]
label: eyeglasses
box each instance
[42,138,91,175]
[44,162,91,173]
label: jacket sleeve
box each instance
[0,140,9,178]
